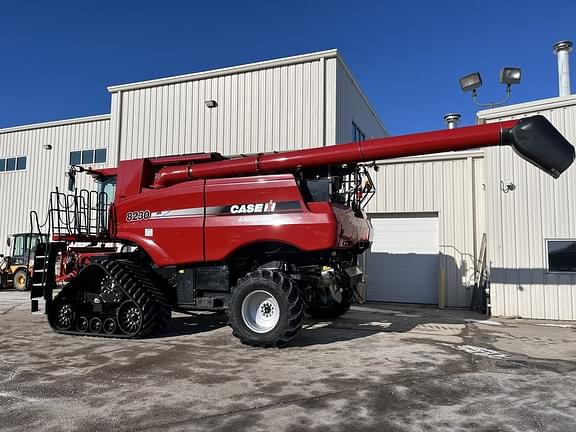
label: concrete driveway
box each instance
[1,290,575,432]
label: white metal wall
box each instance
[0,116,112,256]
[365,153,485,307]
[478,95,576,320]
[111,53,331,160]
[335,60,388,143]
[108,51,387,160]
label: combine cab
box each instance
[30,116,575,346]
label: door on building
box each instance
[366,213,439,304]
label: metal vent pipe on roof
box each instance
[443,113,461,129]
[553,40,573,97]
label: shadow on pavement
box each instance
[288,305,485,347]
[152,311,229,338]
[151,302,485,346]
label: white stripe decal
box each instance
[149,208,204,219]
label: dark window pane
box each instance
[16,156,26,170]
[94,148,107,163]
[352,122,365,142]
[548,240,576,272]
[6,158,16,171]
[70,151,81,165]
[0,159,5,172]
[12,235,25,257]
[82,149,94,164]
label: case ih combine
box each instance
[30,116,574,346]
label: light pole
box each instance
[459,68,522,108]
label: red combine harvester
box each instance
[30,116,574,346]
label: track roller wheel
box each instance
[103,318,117,335]
[228,270,304,347]
[89,317,103,333]
[76,316,89,332]
[117,300,143,336]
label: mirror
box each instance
[6,237,10,248]
[67,166,76,192]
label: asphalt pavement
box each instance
[1,290,575,432]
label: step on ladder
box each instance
[30,242,66,314]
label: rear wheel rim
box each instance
[241,290,280,333]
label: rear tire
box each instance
[306,293,352,319]
[13,269,28,292]
[228,270,304,347]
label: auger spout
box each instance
[151,115,574,188]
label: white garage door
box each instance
[367,214,439,304]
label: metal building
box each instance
[0,115,113,251]
[0,50,387,259]
[2,48,573,318]
[106,50,385,159]
[103,50,482,309]
[478,95,576,320]
[363,150,486,308]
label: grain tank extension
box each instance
[30,116,574,346]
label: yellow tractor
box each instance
[0,233,47,291]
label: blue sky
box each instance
[0,0,574,135]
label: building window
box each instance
[0,156,27,173]
[17,156,26,170]
[94,148,107,163]
[69,148,107,166]
[547,239,576,272]
[70,151,81,165]
[353,122,366,142]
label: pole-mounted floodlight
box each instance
[459,67,521,108]
[500,67,521,85]
[459,72,483,92]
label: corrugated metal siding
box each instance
[365,154,485,307]
[335,59,388,143]
[479,98,576,320]
[114,59,332,160]
[0,117,112,255]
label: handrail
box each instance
[47,188,110,240]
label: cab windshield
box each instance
[96,177,116,234]
[97,176,117,205]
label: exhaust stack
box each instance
[553,40,573,97]
[443,113,461,129]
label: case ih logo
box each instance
[230,200,277,214]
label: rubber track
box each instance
[48,258,171,338]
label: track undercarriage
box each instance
[48,258,171,338]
